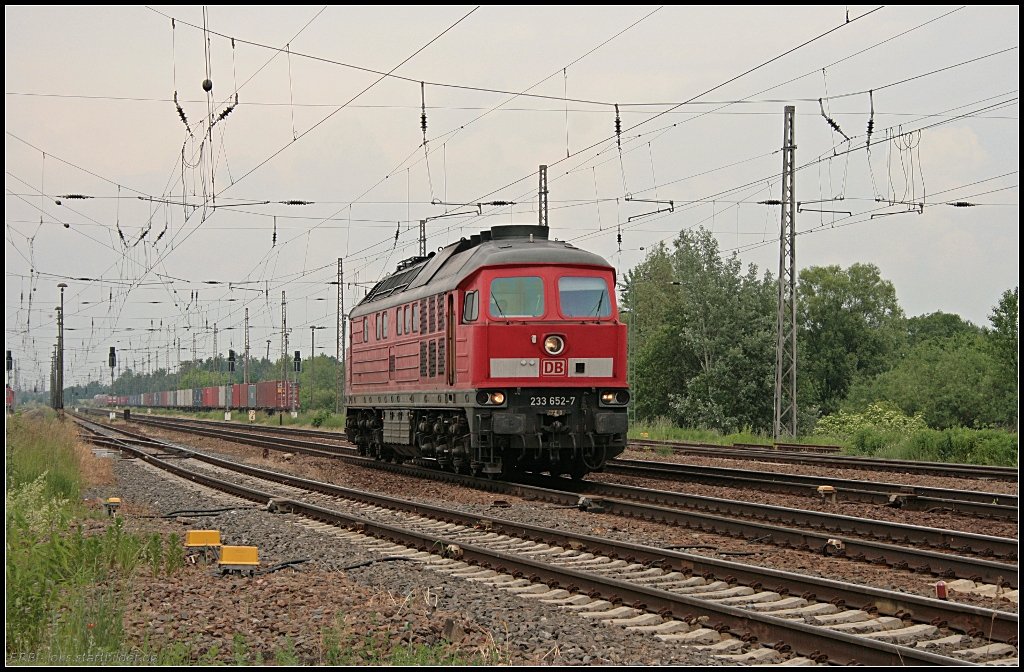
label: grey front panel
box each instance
[490,358,539,378]
[568,358,613,377]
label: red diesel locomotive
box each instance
[345,224,629,479]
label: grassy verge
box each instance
[628,418,837,448]
[627,416,1018,466]
[5,410,180,664]
[845,427,1018,466]
[141,406,347,430]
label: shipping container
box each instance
[246,384,257,409]
[255,380,278,409]
[231,383,244,409]
[192,388,202,408]
[217,385,228,407]
[177,389,190,407]
[201,386,218,408]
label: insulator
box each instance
[420,81,428,134]
[61,194,91,200]
[614,104,622,149]
[279,200,312,206]
[759,199,783,206]
[174,91,191,135]
[949,202,976,207]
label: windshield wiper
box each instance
[491,294,507,317]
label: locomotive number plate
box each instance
[530,396,576,407]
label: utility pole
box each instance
[213,323,218,373]
[243,308,250,385]
[281,292,288,378]
[192,333,197,363]
[50,345,57,409]
[538,164,548,228]
[57,282,67,411]
[281,291,289,402]
[419,219,426,257]
[336,257,344,414]
[774,105,798,439]
[266,339,271,360]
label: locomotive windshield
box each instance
[559,277,611,317]
[489,276,544,317]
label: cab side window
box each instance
[462,290,479,323]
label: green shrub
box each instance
[817,401,927,440]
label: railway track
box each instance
[75,416,1019,665]
[607,459,1017,520]
[101,411,1019,520]
[89,410,1017,482]
[628,438,1019,481]
[81,412,1019,588]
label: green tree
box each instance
[797,263,904,415]
[986,286,1018,427]
[846,334,1007,429]
[623,228,775,433]
[906,311,980,347]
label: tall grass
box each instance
[628,416,836,447]
[5,411,182,659]
[848,427,1018,466]
[628,415,1017,466]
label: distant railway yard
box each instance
[53,409,1018,665]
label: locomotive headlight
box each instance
[476,390,507,406]
[600,390,630,406]
[543,334,565,355]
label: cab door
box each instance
[446,293,456,385]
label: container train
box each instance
[345,224,629,479]
[94,380,299,412]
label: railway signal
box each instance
[108,346,116,389]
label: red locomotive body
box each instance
[345,225,629,478]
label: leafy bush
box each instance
[816,401,927,439]
[310,409,332,428]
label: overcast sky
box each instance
[5,5,1019,390]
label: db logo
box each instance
[541,359,566,376]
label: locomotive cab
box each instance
[345,224,629,479]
